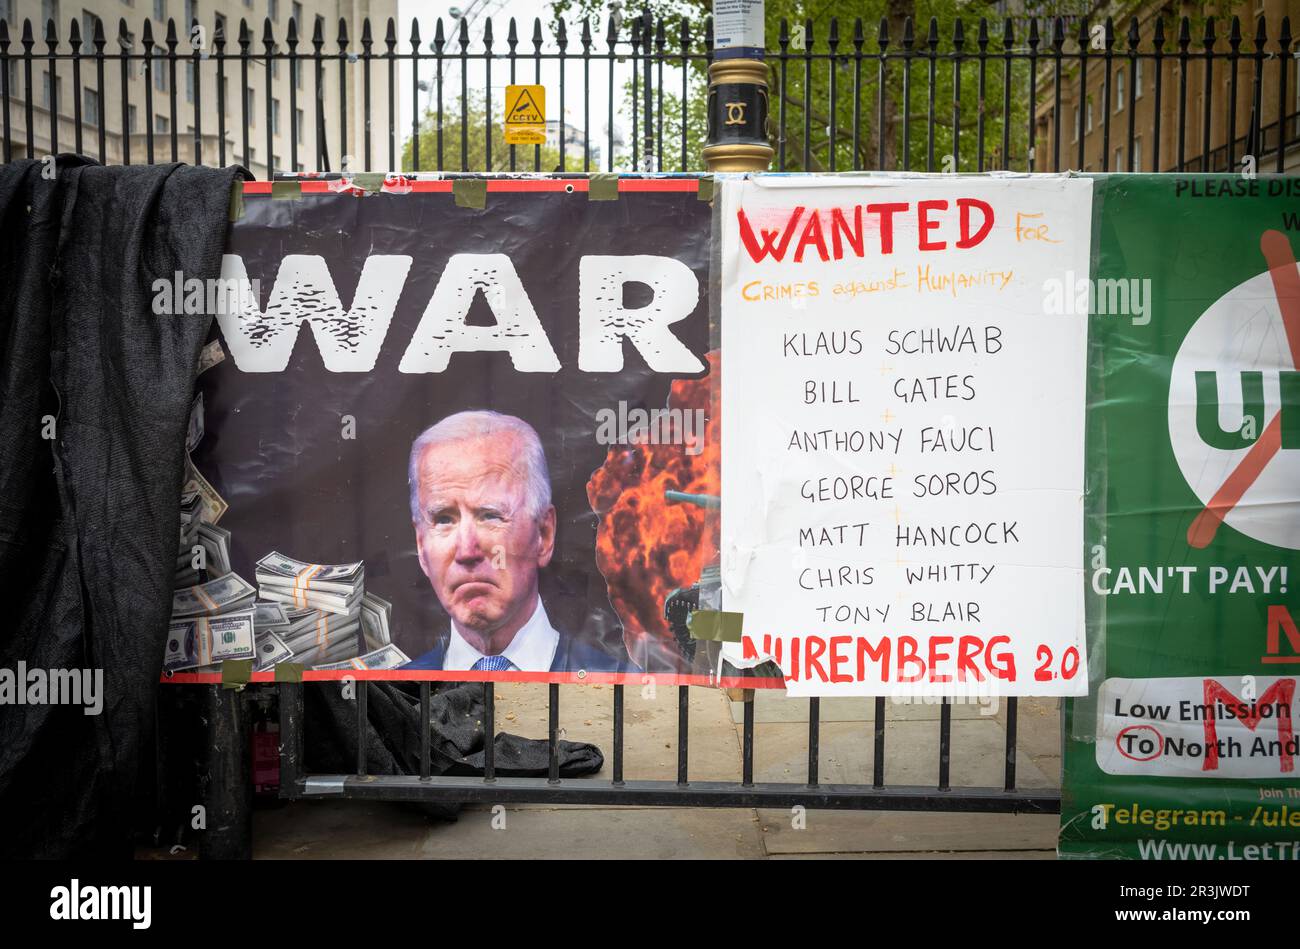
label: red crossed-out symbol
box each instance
[1187,231,1300,549]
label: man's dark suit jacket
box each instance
[404,632,632,672]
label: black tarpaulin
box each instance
[303,681,605,821]
[0,158,243,859]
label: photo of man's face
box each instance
[412,428,556,640]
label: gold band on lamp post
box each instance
[702,59,774,172]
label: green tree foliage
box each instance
[610,84,709,171]
[402,90,565,172]
[558,0,1258,172]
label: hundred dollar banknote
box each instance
[182,453,228,525]
[196,338,225,375]
[164,609,256,671]
[253,600,290,629]
[313,644,411,671]
[172,572,256,618]
[254,631,294,671]
[255,551,364,594]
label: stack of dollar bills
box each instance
[250,601,294,671]
[165,437,411,671]
[312,641,411,670]
[166,419,249,671]
[360,592,392,652]
[255,551,365,615]
[175,391,230,588]
[316,592,410,670]
[164,573,257,672]
[163,401,413,672]
[263,601,360,667]
[175,500,231,587]
[174,491,203,588]
[251,591,408,670]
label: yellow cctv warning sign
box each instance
[504,84,547,145]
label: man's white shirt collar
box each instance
[444,598,559,672]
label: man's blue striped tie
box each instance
[471,655,512,672]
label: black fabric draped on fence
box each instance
[0,157,241,858]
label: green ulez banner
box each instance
[1060,174,1300,860]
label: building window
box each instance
[83,87,99,125]
[292,1,301,27]
[271,97,280,135]
[128,103,137,131]
[185,60,194,103]
[1115,68,1125,111]
[271,59,279,80]
[155,113,169,133]
[294,107,303,143]
[42,1,60,30]
[81,10,96,52]
[1134,59,1143,99]
[1072,105,1080,143]
[220,75,228,111]
[154,0,164,21]
[0,0,11,26]
[269,0,278,20]
[1114,145,1124,170]
[124,30,136,78]
[153,50,167,92]
[42,71,61,110]
[1086,96,1093,133]
[183,0,194,28]
[1133,136,1142,172]
[245,86,255,124]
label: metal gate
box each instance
[272,680,1057,813]
[12,7,1296,837]
[3,10,1297,176]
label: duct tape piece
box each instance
[274,662,304,683]
[221,659,253,689]
[697,176,715,202]
[453,178,488,208]
[351,172,386,193]
[688,609,743,642]
[271,180,301,200]
[227,182,245,220]
[588,173,619,200]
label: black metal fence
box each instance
[1,12,1297,176]
[10,10,1292,836]
[272,681,1056,817]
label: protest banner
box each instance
[717,175,1094,697]
[1059,174,1300,859]
[180,177,728,681]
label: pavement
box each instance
[253,682,1062,859]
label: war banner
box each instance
[168,176,739,682]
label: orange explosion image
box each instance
[586,350,720,671]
